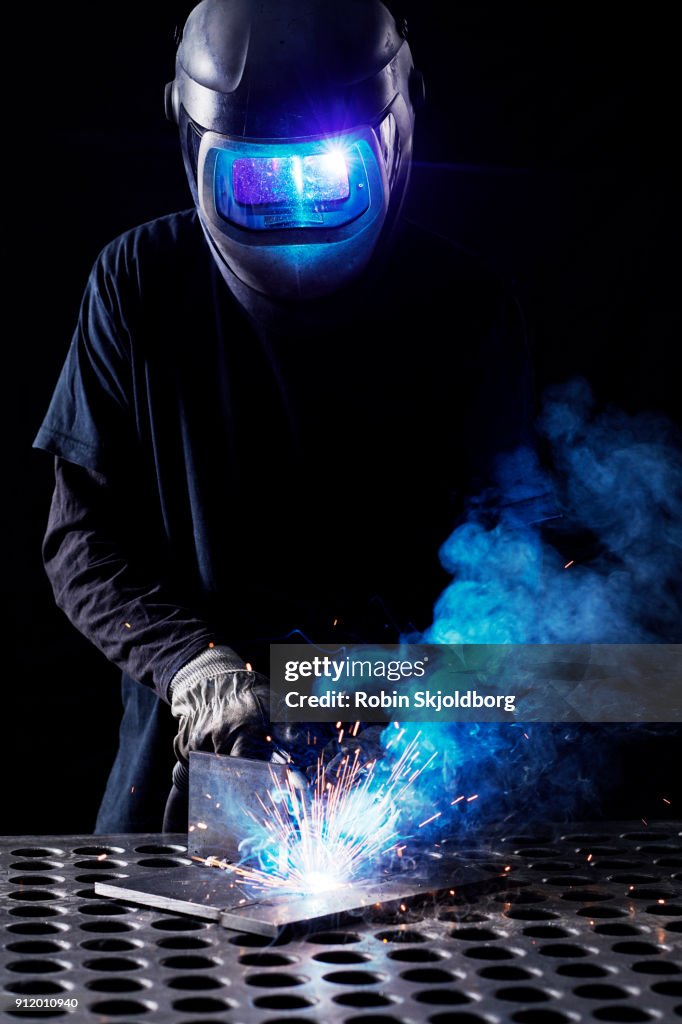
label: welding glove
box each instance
[169,646,271,765]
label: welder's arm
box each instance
[43,457,232,702]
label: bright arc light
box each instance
[318,147,349,178]
[305,871,343,894]
[221,733,439,897]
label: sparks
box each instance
[564,560,574,569]
[466,793,479,802]
[385,726,405,751]
[210,733,439,896]
[418,812,442,828]
[662,797,671,805]
[192,854,229,869]
[96,853,107,861]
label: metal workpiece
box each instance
[93,861,492,938]
[107,750,488,936]
[2,823,681,1022]
[186,751,298,863]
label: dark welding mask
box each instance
[166,0,425,300]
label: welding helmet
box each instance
[165,0,425,300]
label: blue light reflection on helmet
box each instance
[233,153,350,206]
[212,134,376,230]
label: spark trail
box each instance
[209,731,439,895]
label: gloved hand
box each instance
[169,646,271,765]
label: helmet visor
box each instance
[203,128,386,232]
[232,153,350,206]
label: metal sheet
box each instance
[187,751,296,862]
[3,824,681,1024]
[94,862,493,937]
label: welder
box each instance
[33,0,534,832]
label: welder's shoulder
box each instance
[93,210,203,289]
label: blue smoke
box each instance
[381,380,682,835]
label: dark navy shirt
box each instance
[34,210,534,701]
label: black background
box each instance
[12,3,680,833]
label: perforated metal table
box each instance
[2,824,681,1022]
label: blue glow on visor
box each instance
[233,153,350,206]
[211,135,377,231]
